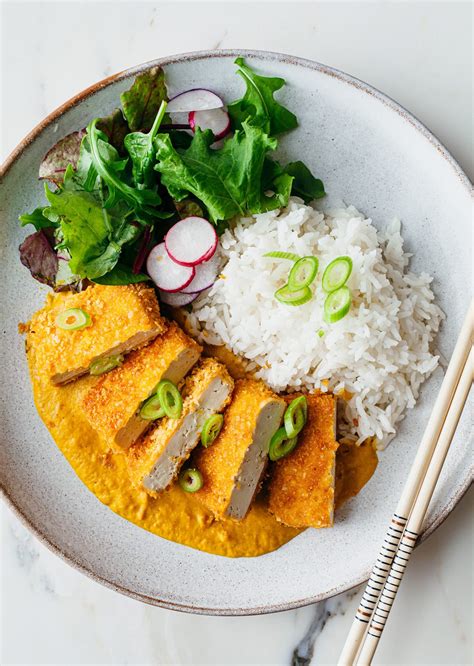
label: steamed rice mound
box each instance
[185,199,444,448]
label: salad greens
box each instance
[155,121,293,222]
[19,57,325,289]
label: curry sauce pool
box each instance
[25,294,377,558]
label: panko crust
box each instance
[26,284,165,384]
[82,321,201,443]
[127,358,234,491]
[194,378,284,518]
[268,393,338,529]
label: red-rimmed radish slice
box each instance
[158,290,200,307]
[189,109,231,140]
[167,89,224,113]
[182,252,220,294]
[146,243,195,293]
[165,217,218,267]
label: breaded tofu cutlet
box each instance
[26,284,165,385]
[127,358,234,495]
[82,322,202,450]
[194,378,285,520]
[268,393,338,529]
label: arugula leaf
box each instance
[121,66,168,131]
[228,57,298,136]
[19,207,56,230]
[155,122,292,222]
[124,101,167,189]
[44,185,140,279]
[92,263,149,285]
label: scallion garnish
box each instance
[275,284,312,306]
[324,286,352,323]
[322,256,353,293]
[269,427,298,461]
[89,354,124,376]
[201,414,224,447]
[264,251,301,262]
[55,308,91,331]
[179,468,203,493]
[284,396,308,438]
[156,379,183,419]
[139,394,165,421]
[287,256,319,291]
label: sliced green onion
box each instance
[201,414,224,448]
[317,329,325,338]
[139,394,165,421]
[156,379,183,419]
[269,427,298,461]
[55,308,91,331]
[324,286,352,323]
[322,256,353,293]
[264,251,301,262]
[288,256,319,291]
[89,354,123,375]
[284,396,308,438]
[275,284,312,306]
[179,468,203,493]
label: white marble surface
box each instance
[1,1,472,664]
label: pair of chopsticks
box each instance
[338,301,474,665]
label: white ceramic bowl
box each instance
[1,50,472,614]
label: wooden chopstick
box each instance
[355,345,473,664]
[338,301,474,666]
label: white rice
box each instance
[184,198,444,449]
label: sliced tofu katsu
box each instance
[26,284,165,385]
[127,358,234,495]
[194,378,286,520]
[268,393,338,529]
[82,322,202,450]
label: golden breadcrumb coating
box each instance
[25,284,165,384]
[82,321,201,447]
[194,378,284,518]
[268,393,338,529]
[127,358,234,493]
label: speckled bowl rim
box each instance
[1,49,472,616]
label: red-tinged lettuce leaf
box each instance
[96,108,129,153]
[39,130,86,185]
[19,230,58,287]
[121,66,168,131]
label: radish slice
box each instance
[182,252,221,294]
[158,290,200,307]
[165,217,218,267]
[146,243,195,292]
[189,109,231,140]
[167,89,224,113]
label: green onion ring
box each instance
[284,396,308,438]
[201,414,224,447]
[324,286,352,323]
[269,427,298,461]
[156,379,183,419]
[322,256,353,293]
[288,256,319,291]
[55,308,91,331]
[264,251,301,261]
[179,468,203,493]
[275,284,312,306]
[89,354,124,376]
[139,394,165,421]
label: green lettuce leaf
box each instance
[92,263,149,285]
[264,159,325,203]
[121,66,168,131]
[44,185,140,279]
[228,57,298,136]
[19,207,56,230]
[154,122,293,222]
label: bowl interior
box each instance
[1,51,471,614]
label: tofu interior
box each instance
[227,397,285,520]
[143,375,233,493]
[127,359,234,494]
